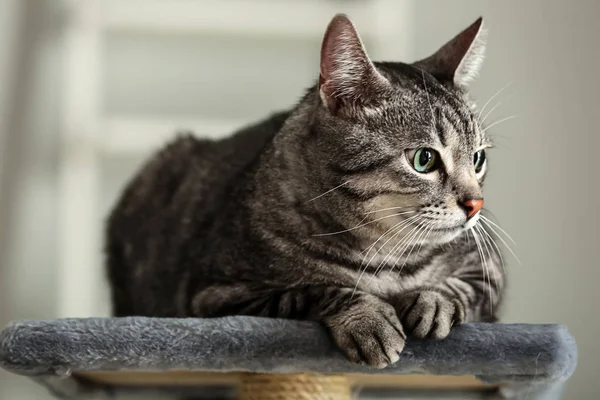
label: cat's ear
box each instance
[319,14,390,115]
[414,17,486,88]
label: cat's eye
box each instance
[474,149,486,173]
[409,148,439,173]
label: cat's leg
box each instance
[393,266,503,339]
[192,285,406,368]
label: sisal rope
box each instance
[237,373,352,400]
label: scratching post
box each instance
[0,316,577,399]
[237,373,351,400]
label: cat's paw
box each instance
[396,290,465,340]
[324,299,406,368]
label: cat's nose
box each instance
[462,199,483,219]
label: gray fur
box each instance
[106,15,505,368]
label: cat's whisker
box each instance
[478,81,513,119]
[480,95,513,126]
[395,220,435,276]
[400,219,434,272]
[387,220,430,276]
[357,216,416,279]
[360,218,408,256]
[355,216,421,294]
[352,219,407,298]
[480,209,516,243]
[306,180,352,203]
[313,211,414,237]
[388,220,432,278]
[481,115,518,133]
[356,211,418,257]
[364,215,421,270]
[379,220,425,275]
[479,218,522,266]
[410,221,434,258]
[480,207,500,221]
[393,221,434,277]
[478,222,507,275]
[422,226,436,252]
[469,229,486,306]
[479,215,516,244]
[350,220,406,299]
[482,226,502,309]
[476,224,500,311]
[364,206,417,215]
[450,236,457,248]
[378,223,423,280]
[477,225,495,315]
[369,219,423,282]
[471,227,493,315]
[361,214,420,261]
[415,221,436,257]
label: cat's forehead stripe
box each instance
[438,103,479,150]
[434,108,448,147]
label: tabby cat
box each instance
[106,14,505,368]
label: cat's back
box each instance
[105,111,289,316]
[108,110,290,234]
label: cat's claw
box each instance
[396,290,465,340]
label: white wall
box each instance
[0,1,64,399]
[414,1,600,397]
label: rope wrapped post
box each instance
[237,373,351,400]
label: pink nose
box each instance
[463,199,483,219]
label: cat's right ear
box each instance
[319,14,390,116]
[413,18,486,88]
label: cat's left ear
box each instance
[414,17,486,88]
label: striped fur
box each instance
[105,15,504,368]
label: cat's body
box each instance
[106,111,289,317]
[106,15,505,368]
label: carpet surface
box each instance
[0,317,578,399]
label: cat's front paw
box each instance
[324,299,406,369]
[395,290,465,340]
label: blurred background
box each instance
[0,0,598,399]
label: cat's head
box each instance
[310,14,490,245]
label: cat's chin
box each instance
[428,229,464,245]
[427,214,481,244]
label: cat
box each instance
[105,14,505,368]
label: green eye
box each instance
[474,149,486,173]
[411,148,439,173]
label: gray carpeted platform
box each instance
[0,317,578,399]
